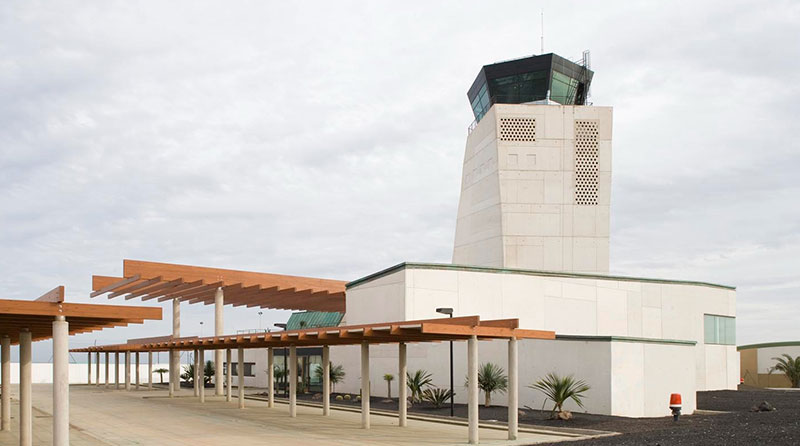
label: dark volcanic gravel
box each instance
[536,387,800,446]
[261,387,800,445]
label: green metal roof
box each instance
[346,262,736,291]
[737,341,800,351]
[285,311,343,330]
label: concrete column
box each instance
[267,348,275,408]
[87,351,92,385]
[237,347,245,409]
[214,287,224,396]
[95,352,100,387]
[168,350,174,397]
[135,352,140,390]
[193,349,200,397]
[1,335,10,432]
[199,349,205,403]
[361,341,370,429]
[104,352,109,388]
[124,351,131,391]
[467,335,479,445]
[171,298,180,394]
[148,352,153,390]
[398,342,407,427]
[289,345,296,417]
[19,330,32,446]
[114,352,120,390]
[53,316,69,446]
[226,348,232,402]
[508,337,518,440]
[322,345,330,416]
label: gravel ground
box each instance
[535,387,800,445]
[267,387,800,445]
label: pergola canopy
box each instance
[91,259,346,312]
[71,315,555,353]
[0,287,162,344]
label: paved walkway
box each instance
[0,385,578,446]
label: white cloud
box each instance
[0,0,797,361]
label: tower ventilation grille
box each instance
[499,117,536,142]
[575,120,599,205]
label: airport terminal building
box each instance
[236,52,738,417]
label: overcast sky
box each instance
[1,0,798,361]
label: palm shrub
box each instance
[181,363,195,385]
[313,364,346,393]
[203,360,215,385]
[465,362,508,407]
[530,373,591,419]
[422,387,454,409]
[153,368,168,384]
[407,370,433,403]
[384,374,395,398]
[769,354,800,388]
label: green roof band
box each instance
[556,334,697,346]
[737,341,800,351]
[346,262,736,291]
[285,311,344,330]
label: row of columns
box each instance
[85,351,154,390]
[0,317,71,446]
[157,289,519,444]
[168,336,517,444]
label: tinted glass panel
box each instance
[489,70,547,104]
[550,71,579,104]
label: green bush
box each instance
[343,394,352,401]
[769,354,800,388]
[465,362,508,407]
[529,372,590,419]
[422,387,454,408]
[406,370,433,403]
[335,395,344,401]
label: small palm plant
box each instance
[313,364,346,393]
[203,360,215,385]
[530,373,591,419]
[465,362,508,407]
[422,387,454,409]
[769,354,800,388]
[384,374,395,398]
[153,368,168,384]
[181,363,195,385]
[407,370,433,403]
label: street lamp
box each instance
[274,323,288,398]
[199,321,204,337]
[258,311,263,331]
[436,307,454,417]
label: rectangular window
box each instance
[704,314,736,345]
[229,362,256,377]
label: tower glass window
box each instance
[467,53,594,122]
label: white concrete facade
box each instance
[453,104,612,273]
[334,263,737,417]
[323,335,697,418]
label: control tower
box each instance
[453,53,613,273]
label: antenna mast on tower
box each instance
[540,9,544,54]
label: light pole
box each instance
[436,307,454,417]
[258,312,263,331]
[274,323,288,397]
[199,321,204,337]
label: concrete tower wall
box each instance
[453,104,612,273]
